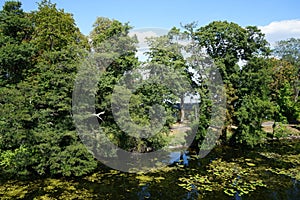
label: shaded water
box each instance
[1,140,300,199]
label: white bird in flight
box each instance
[92,111,105,121]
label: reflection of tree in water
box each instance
[180,151,189,166]
[169,151,190,166]
[137,183,151,200]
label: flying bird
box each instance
[92,111,105,121]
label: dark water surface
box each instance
[1,141,300,199]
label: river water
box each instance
[1,140,299,199]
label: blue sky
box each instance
[1,0,300,45]
[2,0,299,34]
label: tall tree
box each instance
[145,27,192,123]
[143,26,219,153]
[273,38,300,122]
[0,1,34,85]
[31,0,87,52]
[232,57,276,146]
[88,17,153,152]
[195,21,270,144]
[0,1,97,177]
[269,58,299,123]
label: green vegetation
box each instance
[0,1,299,199]
[0,141,299,199]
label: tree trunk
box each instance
[220,126,228,145]
[180,95,185,123]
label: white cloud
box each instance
[259,19,300,47]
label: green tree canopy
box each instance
[273,38,300,118]
[194,21,272,146]
[0,1,34,85]
[0,0,96,178]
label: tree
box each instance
[31,0,87,52]
[233,55,299,146]
[0,1,36,177]
[145,27,192,123]
[88,17,152,152]
[27,1,97,176]
[232,57,276,146]
[269,59,299,123]
[0,1,97,177]
[0,1,34,85]
[196,21,269,80]
[274,38,300,64]
[195,21,270,145]
[143,25,225,154]
[273,38,300,122]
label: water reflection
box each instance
[137,183,151,200]
[169,151,190,166]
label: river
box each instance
[0,140,299,199]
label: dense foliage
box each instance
[0,0,299,181]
